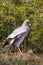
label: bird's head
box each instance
[22,19,31,27]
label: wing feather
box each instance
[7,26,27,39]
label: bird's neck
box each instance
[22,24,28,28]
[22,25,30,31]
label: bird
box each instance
[2,19,31,55]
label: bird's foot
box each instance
[18,51,23,56]
[17,47,23,56]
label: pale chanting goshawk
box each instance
[3,19,31,54]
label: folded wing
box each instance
[7,26,27,39]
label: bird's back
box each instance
[7,26,29,39]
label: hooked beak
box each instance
[28,23,31,27]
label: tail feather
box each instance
[2,40,9,48]
[2,38,14,48]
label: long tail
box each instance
[2,39,9,48]
[2,38,15,48]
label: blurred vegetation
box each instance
[0,50,43,65]
[0,0,43,53]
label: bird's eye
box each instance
[27,22,30,24]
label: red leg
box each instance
[16,47,22,55]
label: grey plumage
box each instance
[3,19,30,48]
